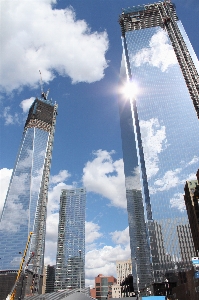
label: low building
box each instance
[90,274,116,300]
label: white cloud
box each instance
[140,118,167,179]
[50,170,71,184]
[85,244,131,286]
[131,29,177,72]
[170,193,186,212]
[110,227,130,245]
[187,155,199,166]
[151,167,197,195]
[82,150,126,208]
[2,107,19,125]
[0,168,12,215]
[46,212,59,243]
[125,167,141,190]
[0,0,109,93]
[20,97,35,113]
[44,240,57,266]
[0,201,29,232]
[85,221,102,244]
[0,170,32,233]
[154,168,181,192]
[184,172,197,182]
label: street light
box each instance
[79,250,81,292]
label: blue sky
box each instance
[0,0,199,286]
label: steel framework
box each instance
[119,1,199,118]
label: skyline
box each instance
[0,0,199,287]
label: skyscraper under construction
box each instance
[0,91,58,296]
[118,0,199,293]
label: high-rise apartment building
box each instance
[112,259,132,298]
[118,0,199,292]
[55,188,86,290]
[0,93,58,294]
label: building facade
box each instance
[184,176,199,255]
[112,259,132,298]
[55,188,86,290]
[0,94,57,294]
[90,274,117,300]
[42,265,55,294]
[118,0,199,292]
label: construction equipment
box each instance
[7,232,33,300]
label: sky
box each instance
[0,0,199,287]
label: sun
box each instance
[122,80,139,99]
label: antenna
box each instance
[39,70,43,94]
[39,70,50,101]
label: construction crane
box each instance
[7,232,33,300]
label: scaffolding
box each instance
[30,100,58,295]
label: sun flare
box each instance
[122,81,139,99]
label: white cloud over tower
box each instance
[0,0,109,93]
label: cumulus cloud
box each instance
[50,170,71,184]
[82,150,126,208]
[86,221,103,244]
[1,107,19,125]
[0,0,109,93]
[0,168,12,215]
[131,29,177,72]
[110,227,130,245]
[85,244,131,286]
[140,118,167,179]
[20,97,35,113]
[154,168,182,192]
[151,158,198,194]
[85,226,130,286]
[170,193,186,212]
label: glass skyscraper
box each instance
[0,95,58,290]
[55,188,86,290]
[118,0,199,292]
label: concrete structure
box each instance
[0,92,57,296]
[90,274,116,300]
[112,259,132,298]
[55,188,86,290]
[118,0,199,293]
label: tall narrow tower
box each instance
[55,188,86,291]
[0,92,58,293]
[118,0,199,292]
